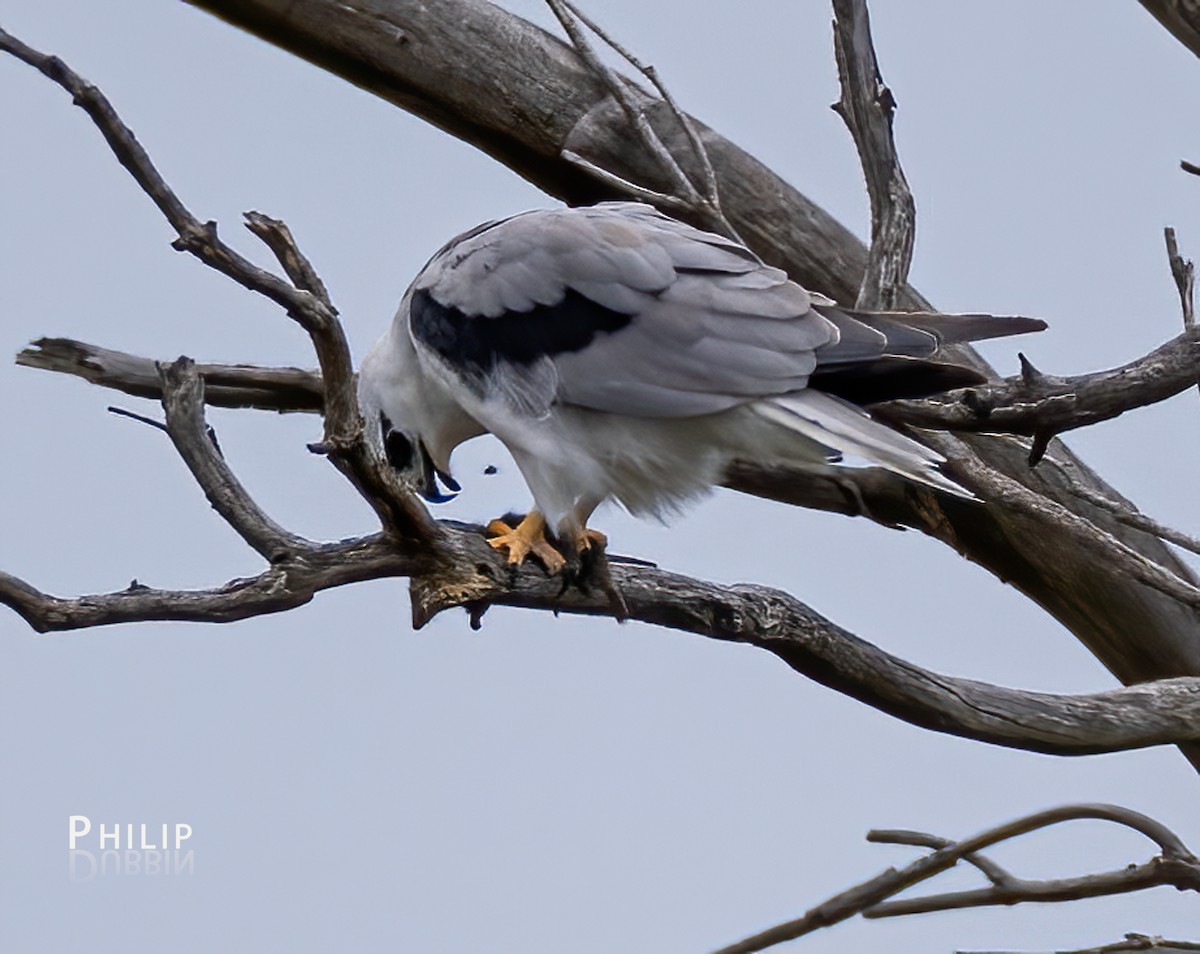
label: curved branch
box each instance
[712,804,1200,954]
[159,356,311,560]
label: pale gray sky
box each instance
[1,2,1198,952]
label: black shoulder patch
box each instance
[409,287,633,375]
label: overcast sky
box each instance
[2,1,1199,952]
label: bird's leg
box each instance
[486,511,567,573]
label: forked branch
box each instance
[711,804,1200,954]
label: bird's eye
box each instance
[382,423,415,472]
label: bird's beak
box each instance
[417,441,460,504]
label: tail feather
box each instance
[847,310,1048,346]
[809,305,1046,404]
[755,390,974,499]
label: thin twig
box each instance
[1057,462,1200,558]
[544,0,737,238]
[560,149,692,212]
[868,829,1016,887]
[554,0,727,224]
[107,405,168,433]
[935,434,1200,607]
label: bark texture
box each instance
[1140,0,1200,57]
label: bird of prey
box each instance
[358,202,1043,571]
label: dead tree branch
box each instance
[832,0,915,310]
[878,327,1200,439]
[170,0,1200,741]
[5,28,1200,762]
[545,0,737,238]
[159,357,310,561]
[1165,228,1195,330]
[1139,0,1200,59]
[0,24,432,544]
[1045,937,1200,954]
[711,804,1200,954]
[16,338,325,413]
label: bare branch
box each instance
[879,326,1200,440]
[4,502,1200,755]
[0,26,433,543]
[1045,937,1200,954]
[1165,228,1195,329]
[243,211,336,310]
[544,0,736,237]
[413,527,1200,756]
[552,0,727,227]
[0,536,413,633]
[939,437,1200,608]
[16,338,325,412]
[864,804,1200,919]
[1139,1,1200,59]
[868,829,1016,888]
[711,804,1200,954]
[831,0,916,310]
[560,149,693,213]
[1058,464,1200,559]
[159,357,311,560]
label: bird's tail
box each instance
[753,390,974,499]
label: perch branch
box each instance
[711,804,1200,954]
[7,21,1200,766]
[4,514,1200,756]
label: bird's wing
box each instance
[407,202,835,418]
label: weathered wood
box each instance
[1140,0,1200,58]
[16,337,325,412]
[178,0,1200,771]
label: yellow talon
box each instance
[486,511,567,573]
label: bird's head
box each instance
[358,328,461,505]
[375,413,461,504]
